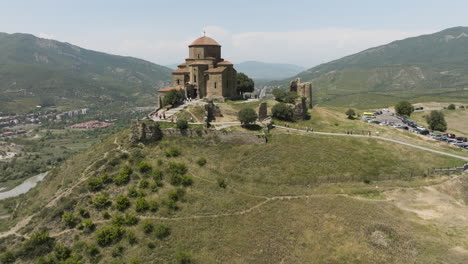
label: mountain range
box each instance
[0,33,172,113]
[288,26,468,108]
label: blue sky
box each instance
[1,0,467,67]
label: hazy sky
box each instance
[1,0,467,67]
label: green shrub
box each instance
[77,207,90,218]
[139,179,150,189]
[126,230,138,245]
[92,194,112,210]
[127,186,138,198]
[115,195,131,211]
[426,110,447,132]
[19,230,54,258]
[168,188,186,202]
[137,161,152,174]
[151,168,163,181]
[154,224,171,239]
[53,244,71,260]
[217,178,227,189]
[124,213,139,226]
[102,211,111,219]
[95,226,124,247]
[149,200,159,212]
[238,108,258,125]
[181,175,193,186]
[272,102,294,121]
[142,221,154,234]
[168,162,188,176]
[170,174,193,186]
[195,157,207,166]
[62,212,79,228]
[87,177,103,192]
[78,219,96,233]
[147,242,156,249]
[163,89,185,106]
[176,119,189,130]
[111,214,125,226]
[129,258,141,264]
[111,245,125,258]
[395,101,415,116]
[162,198,178,210]
[135,197,149,212]
[100,172,112,184]
[85,243,99,257]
[150,183,159,193]
[165,146,181,157]
[120,153,129,160]
[448,103,456,110]
[175,250,193,264]
[113,168,131,186]
[0,251,15,264]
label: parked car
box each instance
[456,136,467,142]
[459,106,465,109]
[444,133,456,138]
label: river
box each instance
[0,172,49,200]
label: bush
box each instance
[135,197,149,212]
[142,221,154,234]
[115,195,131,211]
[163,89,185,106]
[87,177,103,192]
[272,88,298,103]
[175,250,193,264]
[139,179,150,189]
[162,198,178,210]
[147,242,156,249]
[19,230,54,258]
[195,157,207,166]
[176,119,189,130]
[168,188,186,202]
[426,110,447,132]
[124,213,139,226]
[53,244,72,260]
[448,103,456,110]
[126,230,138,245]
[111,245,125,257]
[181,175,193,186]
[77,207,90,218]
[102,211,111,219]
[217,178,227,189]
[272,103,293,121]
[77,219,96,233]
[238,108,258,125]
[127,186,139,198]
[154,224,171,239]
[165,147,181,157]
[92,194,112,210]
[137,161,152,174]
[345,109,356,119]
[0,251,15,264]
[395,101,414,116]
[114,167,131,186]
[95,226,124,247]
[100,172,112,184]
[111,214,125,226]
[168,162,188,175]
[86,243,99,257]
[152,168,163,181]
[149,200,159,212]
[62,212,79,228]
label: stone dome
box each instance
[189,36,221,47]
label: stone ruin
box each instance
[289,78,313,108]
[129,120,162,143]
[291,97,307,121]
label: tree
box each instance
[163,89,185,106]
[426,111,447,132]
[272,88,298,104]
[236,72,254,95]
[176,119,189,129]
[448,104,456,110]
[272,103,294,121]
[395,101,414,116]
[115,195,131,211]
[238,108,258,125]
[345,109,356,119]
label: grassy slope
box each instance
[411,108,468,138]
[0,126,466,263]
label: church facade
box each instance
[157,35,238,107]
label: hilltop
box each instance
[0,33,172,113]
[287,27,468,108]
[1,101,468,263]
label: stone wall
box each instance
[432,163,468,174]
[130,120,266,145]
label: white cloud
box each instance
[55,26,435,68]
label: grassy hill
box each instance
[286,27,468,108]
[0,33,172,113]
[0,121,467,263]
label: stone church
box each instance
[157,35,238,107]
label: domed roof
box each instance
[189,36,221,47]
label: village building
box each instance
[157,34,238,108]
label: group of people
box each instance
[346,130,372,136]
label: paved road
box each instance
[275,125,468,162]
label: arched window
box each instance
[176,79,180,85]
[214,82,217,88]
